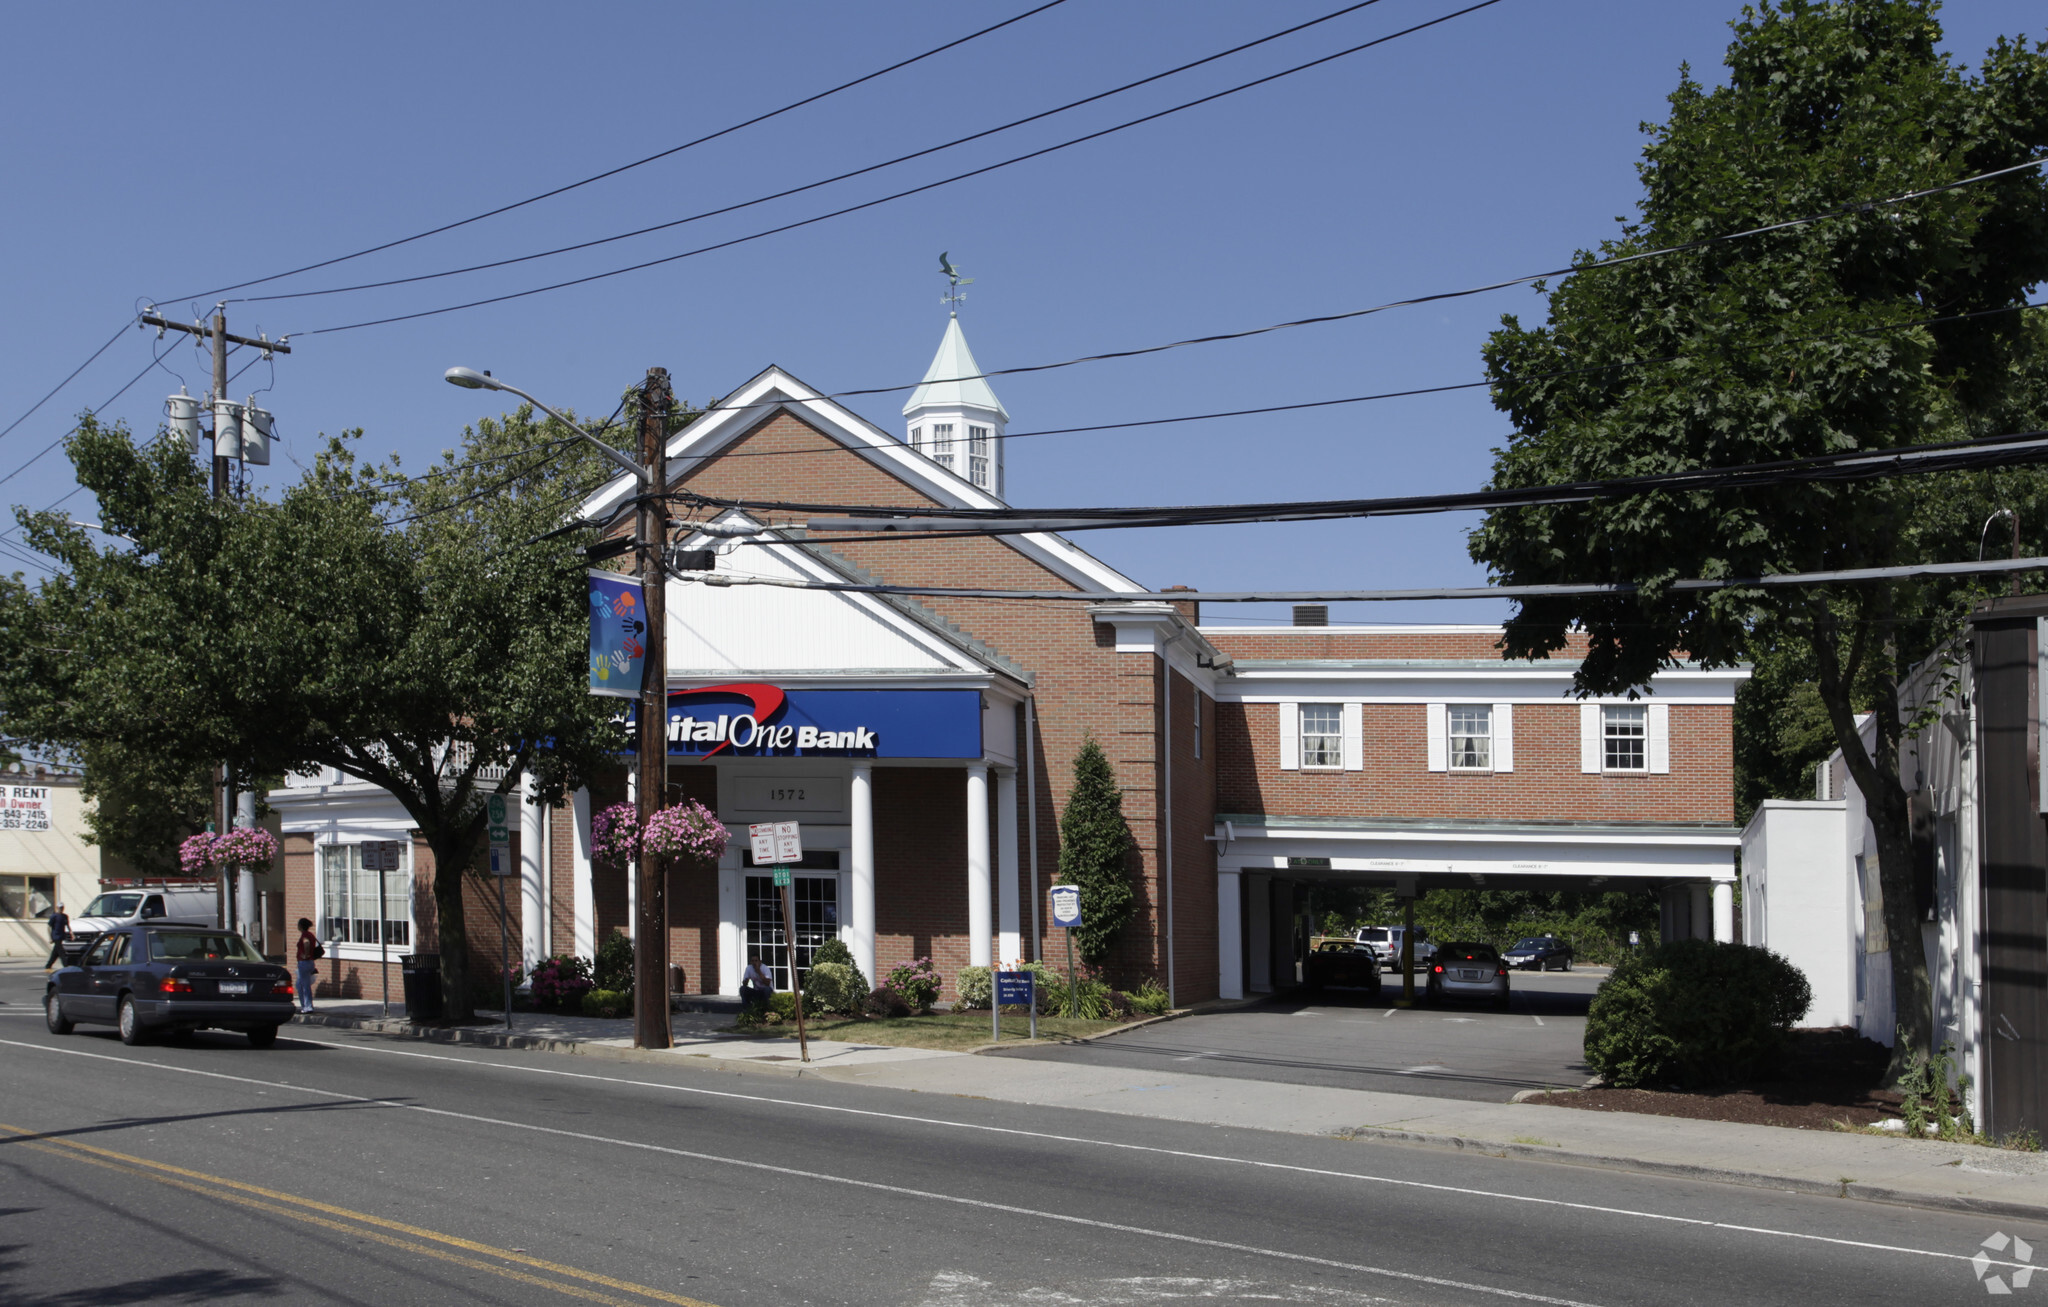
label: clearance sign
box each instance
[624,683,982,759]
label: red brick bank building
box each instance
[272,320,1743,1005]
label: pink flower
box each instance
[591,802,642,866]
[641,800,729,866]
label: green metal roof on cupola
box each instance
[902,314,1009,421]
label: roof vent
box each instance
[1292,604,1328,627]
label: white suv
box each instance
[1353,925,1435,972]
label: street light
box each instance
[443,367,648,482]
[444,364,676,1050]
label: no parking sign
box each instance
[1049,884,1083,929]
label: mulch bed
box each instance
[1525,1027,1904,1134]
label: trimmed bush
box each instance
[955,965,992,1010]
[865,986,912,1018]
[733,992,798,1029]
[528,954,594,1011]
[594,930,634,996]
[808,939,870,997]
[581,988,631,1019]
[1583,939,1812,1088]
[803,961,866,1017]
[887,958,942,1013]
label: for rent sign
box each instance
[1,785,51,832]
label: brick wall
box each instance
[1215,701,1733,823]
[1202,628,1594,661]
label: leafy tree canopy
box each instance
[0,399,651,1016]
[1467,0,2048,1074]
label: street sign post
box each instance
[363,841,402,1019]
[994,969,1036,1043]
[749,822,809,1062]
[1049,885,1083,1018]
[484,797,515,1030]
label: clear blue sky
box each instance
[2,1,2041,623]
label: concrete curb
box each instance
[1330,1123,2048,1223]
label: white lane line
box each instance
[1379,1008,1396,1019]
[0,1037,1594,1307]
[0,1035,2020,1275]
[1531,1015,1546,1027]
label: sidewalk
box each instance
[293,1001,2048,1222]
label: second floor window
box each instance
[1300,704,1342,768]
[1604,705,1647,771]
[1449,705,1492,770]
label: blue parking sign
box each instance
[1049,884,1083,928]
[995,971,1034,1006]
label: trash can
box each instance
[401,953,443,1022]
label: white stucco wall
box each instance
[1741,800,1853,1028]
[0,780,104,958]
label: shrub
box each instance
[955,965,992,1010]
[887,958,942,1013]
[865,986,911,1018]
[803,961,866,1017]
[594,930,634,995]
[581,988,631,1019]
[1128,978,1171,1016]
[528,954,594,1010]
[808,938,870,996]
[733,992,797,1030]
[1583,939,1812,1088]
[1058,739,1136,963]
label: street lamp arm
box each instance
[444,367,649,483]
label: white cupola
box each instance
[903,313,1009,498]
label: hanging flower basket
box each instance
[641,800,729,868]
[178,826,278,873]
[591,802,642,866]
[178,831,223,876]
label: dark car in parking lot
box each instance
[1501,936,1575,971]
[45,924,296,1047]
[1425,942,1510,1010]
[1305,940,1382,995]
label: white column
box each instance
[717,863,742,996]
[1712,880,1735,943]
[570,787,595,959]
[966,764,992,967]
[519,772,546,972]
[850,763,876,985]
[1217,871,1244,1000]
[996,767,1020,964]
[624,771,637,939]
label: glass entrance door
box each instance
[744,874,840,991]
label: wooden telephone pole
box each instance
[634,367,674,1049]
[138,309,290,929]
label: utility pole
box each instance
[634,367,674,1050]
[139,308,289,932]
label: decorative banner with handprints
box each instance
[587,569,648,699]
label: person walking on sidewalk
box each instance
[294,918,321,1014]
[43,904,70,970]
[740,954,773,1016]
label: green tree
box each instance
[1468,0,2048,1076]
[1056,737,1136,965]
[76,740,214,877]
[2,399,648,1018]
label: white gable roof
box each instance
[903,315,1009,421]
[666,511,1029,687]
[578,364,1138,595]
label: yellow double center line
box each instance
[0,1124,718,1307]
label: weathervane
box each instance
[939,251,973,313]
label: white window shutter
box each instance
[1493,703,1514,773]
[1425,702,1447,772]
[1580,702,1603,773]
[1648,702,1670,773]
[1342,702,1363,771]
[1278,701,1299,771]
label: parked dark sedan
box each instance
[1305,940,1382,995]
[1501,936,1575,971]
[45,924,296,1047]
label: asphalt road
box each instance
[0,961,2032,1306]
[996,971,1601,1102]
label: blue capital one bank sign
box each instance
[624,683,982,759]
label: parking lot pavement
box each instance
[993,969,1603,1102]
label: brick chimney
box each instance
[1161,585,1199,626]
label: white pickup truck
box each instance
[1353,924,1436,972]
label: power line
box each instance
[161,0,1075,303]
[684,427,2048,541]
[0,317,134,445]
[689,552,2048,604]
[238,0,1394,307]
[0,349,167,491]
[638,299,2048,465]
[294,0,1508,337]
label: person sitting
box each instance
[739,954,774,1016]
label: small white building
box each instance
[0,773,105,959]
